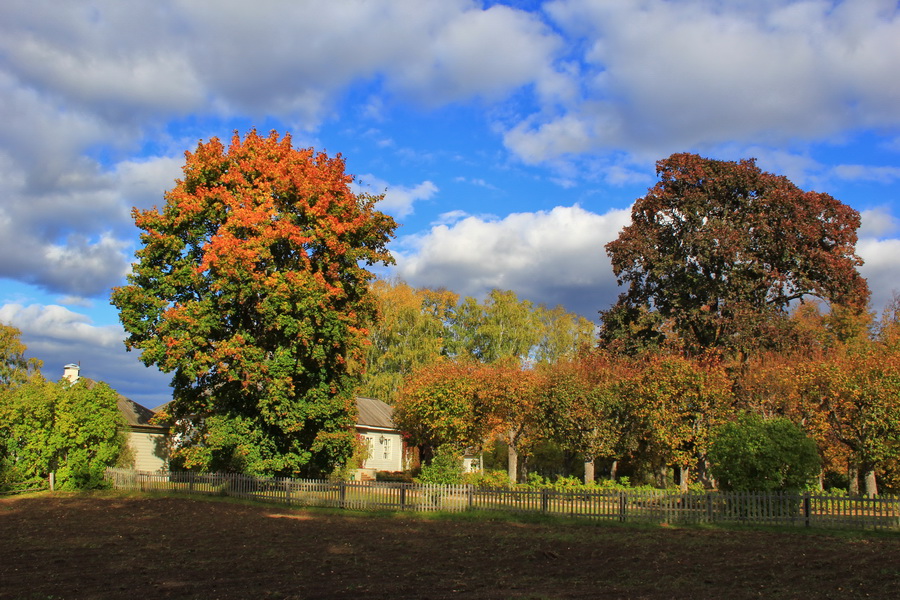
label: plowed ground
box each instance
[2,494,899,599]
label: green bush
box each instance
[1,377,126,490]
[463,469,509,488]
[708,413,821,492]
[414,446,464,485]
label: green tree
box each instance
[0,323,42,388]
[0,378,127,490]
[604,153,869,357]
[708,413,821,492]
[111,130,396,477]
[534,304,596,364]
[450,289,541,363]
[448,289,594,365]
[359,279,458,403]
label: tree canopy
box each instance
[0,323,42,388]
[1,377,127,490]
[358,279,458,403]
[111,130,396,477]
[603,153,869,355]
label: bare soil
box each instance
[2,493,900,599]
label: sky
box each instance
[1,0,899,410]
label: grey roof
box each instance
[355,396,396,431]
[80,378,168,430]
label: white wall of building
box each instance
[360,431,403,472]
[127,430,168,472]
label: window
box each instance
[382,437,391,461]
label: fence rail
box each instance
[105,468,900,531]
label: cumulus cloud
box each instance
[1,0,564,128]
[392,204,632,318]
[354,175,439,219]
[0,0,567,298]
[0,152,180,298]
[508,0,900,161]
[857,238,900,313]
[833,164,900,184]
[0,302,172,408]
[859,207,900,238]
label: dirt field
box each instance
[2,493,899,599]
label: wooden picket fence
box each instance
[104,468,900,531]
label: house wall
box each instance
[359,431,403,472]
[127,430,168,472]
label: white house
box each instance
[355,396,406,478]
[63,364,169,472]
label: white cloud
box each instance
[0,303,121,347]
[857,237,900,313]
[512,0,900,161]
[0,0,565,299]
[859,207,900,238]
[0,302,172,408]
[833,164,900,184]
[387,3,564,105]
[392,204,632,317]
[355,175,438,218]
[0,152,180,298]
[114,156,184,212]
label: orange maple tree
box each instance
[111,130,396,476]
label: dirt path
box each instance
[2,494,899,599]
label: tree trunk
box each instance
[609,460,618,482]
[584,457,595,485]
[694,456,715,490]
[864,469,878,498]
[655,464,668,489]
[507,444,518,485]
[848,463,860,496]
[678,465,690,493]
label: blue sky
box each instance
[1,0,899,409]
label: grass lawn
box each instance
[2,492,900,599]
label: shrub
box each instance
[463,469,509,488]
[414,446,464,485]
[708,413,821,492]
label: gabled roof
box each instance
[355,396,396,431]
[79,378,168,431]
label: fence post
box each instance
[339,480,346,509]
[618,491,626,523]
[468,485,474,511]
[804,493,811,528]
[400,485,407,510]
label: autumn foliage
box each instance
[111,130,396,477]
[603,153,869,356]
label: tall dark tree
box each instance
[111,130,396,477]
[604,153,869,356]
